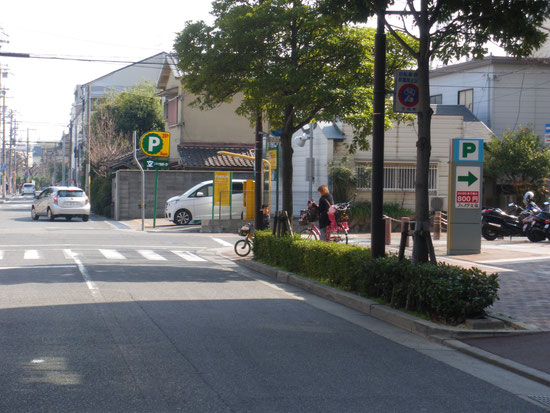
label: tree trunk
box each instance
[280,129,294,220]
[412,1,433,264]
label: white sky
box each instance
[0,0,214,145]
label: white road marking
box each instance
[99,249,127,260]
[24,250,40,260]
[64,249,100,296]
[138,250,166,261]
[171,251,206,262]
[478,256,550,264]
[0,250,3,260]
[0,265,76,270]
[212,237,233,247]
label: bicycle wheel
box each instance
[234,239,252,256]
[299,227,319,240]
[329,224,348,244]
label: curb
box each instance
[237,258,550,386]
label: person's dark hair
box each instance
[317,185,330,196]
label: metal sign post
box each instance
[447,138,484,255]
[133,131,145,231]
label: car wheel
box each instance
[66,216,72,221]
[47,208,55,221]
[31,207,39,221]
[82,215,89,222]
[174,209,192,225]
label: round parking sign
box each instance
[140,131,170,157]
[397,83,419,107]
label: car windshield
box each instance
[57,190,85,198]
[23,184,34,188]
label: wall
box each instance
[113,170,252,220]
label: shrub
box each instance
[90,176,112,217]
[253,232,499,324]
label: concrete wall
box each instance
[113,169,252,220]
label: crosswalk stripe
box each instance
[171,251,206,262]
[99,249,127,260]
[0,250,4,260]
[138,250,167,261]
[24,250,40,260]
[212,237,233,247]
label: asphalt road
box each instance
[1,196,550,412]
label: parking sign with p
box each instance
[140,131,170,157]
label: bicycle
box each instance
[234,223,254,256]
[298,200,351,244]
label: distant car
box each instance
[164,179,246,225]
[31,186,90,222]
[21,183,36,195]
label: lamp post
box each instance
[295,122,315,201]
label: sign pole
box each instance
[133,131,145,231]
[153,169,159,228]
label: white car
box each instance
[165,179,246,225]
[31,186,91,221]
[21,183,36,195]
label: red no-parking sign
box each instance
[394,71,419,113]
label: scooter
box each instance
[481,202,538,241]
[524,202,550,242]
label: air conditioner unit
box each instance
[429,196,448,212]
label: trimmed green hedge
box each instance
[253,231,499,324]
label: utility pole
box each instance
[1,87,6,200]
[85,84,91,196]
[26,128,29,169]
[62,133,66,185]
[370,8,387,258]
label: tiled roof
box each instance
[177,143,255,170]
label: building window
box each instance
[356,162,437,192]
[164,97,179,126]
[458,89,473,111]
[430,94,442,104]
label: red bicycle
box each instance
[298,200,351,244]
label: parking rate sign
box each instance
[140,131,170,157]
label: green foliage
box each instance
[485,127,550,199]
[90,176,112,218]
[329,158,357,203]
[349,201,413,223]
[253,232,499,324]
[93,82,165,139]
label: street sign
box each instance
[455,166,481,209]
[141,159,169,170]
[394,71,419,113]
[140,131,170,157]
[453,139,484,162]
[0,163,6,170]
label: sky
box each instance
[0,0,214,146]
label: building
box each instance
[69,52,167,186]
[429,56,550,140]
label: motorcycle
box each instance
[523,201,550,242]
[481,202,539,241]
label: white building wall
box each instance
[430,67,492,128]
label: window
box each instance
[356,162,437,192]
[164,97,178,126]
[193,184,213,197]
[430,94,442,104]
[57,190,85,198]
[458,89,473,111]
[232,182,243,194]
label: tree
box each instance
[485,127,550,200]
[89,82,164,177]
[321,0,550,262]
[95,82,165,139]
[174,0,415,218]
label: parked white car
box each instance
[165,179,246,225]
[31,186,91,221]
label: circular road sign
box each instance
[397,83,419,107]
[140,131,170,157]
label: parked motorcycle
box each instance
[523,201,550,242]
[481,202,539,241]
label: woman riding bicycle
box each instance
[312,185,333,242]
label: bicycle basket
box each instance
[298,209,309,226]
[335,209,350,223]
[308,205,320,222]
[238,225,251,236]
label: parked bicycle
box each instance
[234,223,254,256]
[298,198,352,244]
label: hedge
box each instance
[253,231,499,324]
